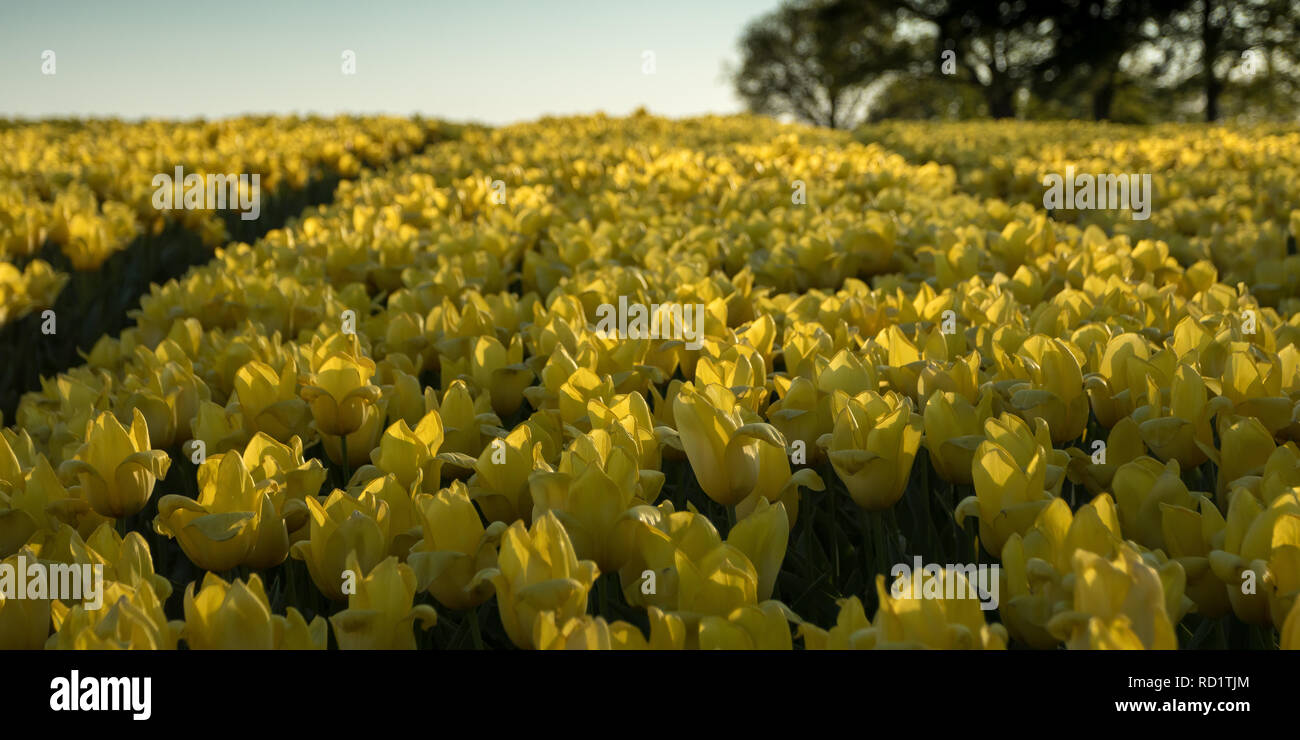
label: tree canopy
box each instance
[733,0,1300,125]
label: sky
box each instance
[0,0,785,124]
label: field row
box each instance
[2,114,1298,649]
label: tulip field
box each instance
[3,112,1300,650]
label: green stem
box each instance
[859,507,873,590]
[870,510,884,580]
[599,575,610,619]
[339,434,351,487]
[469,605,484,649]
[828,491,841,591]
[886,507,902,564]
[287,560,299,612]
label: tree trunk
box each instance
[1093,66,1117,121]
[1092,84,1115,121]
[988,87,1016,119]
[1203,0,1221,121]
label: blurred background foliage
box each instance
[733,0,1300,127]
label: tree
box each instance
[900,0,1061,119]
[735,0,1300,125]
[733,0,916,129]
[1156,0,1300,121]
[1030,0,1193,121]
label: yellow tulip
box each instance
[1007,335,1088,444]
[353,410,460,493]
[532,613,629,650]
[0,547,51,649]
[300,352,383,437]
[612,501,720,610]
[530,461,635,573]
[695,344,768,411]
[468,424,546,523]
[1208,488,1300,626]
[923,389,993,485]
[586,391,663,471]
[1236,443,1300,504]
[1283,598,1300,650]
[356,474,423,556]
[1201,415,1276,506]
[798,596,873,649]
[235,433,327,506]
[232,360,312,443]
[821,391,923,511]
[470,512,599,649]
[47,580,181,650]
[1111,457,1201,551]
[673,382,822,513]
[815,347,879,397]
[725,498,790,602]
[154,452,289,571]
[434,379,503,470]
[767,376,833,465]
[1159,496,1230,618]
[866,572,1009,649]
[1000,495,1121,648]
[408,481,507,610]
[1135,364,1229,468]
[321,399,387,469]
[674,543,759,623]
[1084,333,1154,428]
[556,367,616,428]
[1064,415,1145,495]
[60,409,170,519]
[699,602,796,649]
[956,413,1061,555]
[330,555,438,649]
[289,489,390,601]
[183,572,326,650]
[441,335,534,417]
[1047,544,1183,649]
[531,608,686,650]
[3,453,109,555]
[1220,351,1294,435]
[187,400,250,456]
[607,606,687,649]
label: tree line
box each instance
[733,0,1300,127]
